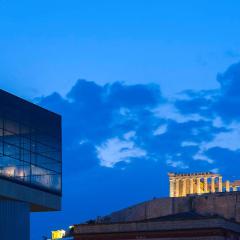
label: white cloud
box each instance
[212,117,225,128]
[184,121,240,164]
[204,122,240,151]
[123,131,136,140]
[97,134,146,168]
[181,141,198,147]
[79,139,87,145]
[153,103,206,123]
[153,124,168,136]
[166,158,189,169]
[193,151,214,164]
[210,168,219,173]
[119,107,130,116]
[193,122,240,166]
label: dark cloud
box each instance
[174,90,216,117]
[39,80,163,173]
[174,61,240,122]
[215,62,240,120]
[206,147,240,179]
[38,62,240,178]
[33,62,240,240]
[106,82,162,108]
[141,119,225,171]
[38,69,240,176]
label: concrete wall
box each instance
[74,217,240,240]
[140,238,225,240]
[103,192,240,223]
[0,200,30,240]
[0,177,61,212]
[75,218,240,234]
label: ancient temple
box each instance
[168,172,240,197]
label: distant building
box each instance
[72,212,240,240]
[168,172,240,197]
[51,173,240,240]
[0,90,62,240]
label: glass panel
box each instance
[21,137,31,150]
[4,130,20,146]
[4,143,20,159]
[4,119,20,134]
[0,94,62,194]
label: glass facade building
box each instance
[0,90,62,195]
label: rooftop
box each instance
[168,172,219,177]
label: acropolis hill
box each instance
[66,172,240,239]
[98,172,240,223]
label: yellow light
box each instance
[52,230,66,239]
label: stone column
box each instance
[169,179,174,197]
[182,179,187,197]
[226,180,230,192]
[190,178,194,194]
[175,179,180,197]
[218,176,223,192]
[203,177,208,193]
[211,177,215,193]
[197,177,201,194]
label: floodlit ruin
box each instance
[168,172,240,197]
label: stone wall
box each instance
[74,217,240,240]
[103,192,240,223]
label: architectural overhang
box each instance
[0,173,61,212]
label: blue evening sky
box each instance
[1,0,240,98]
[1,1,240,239]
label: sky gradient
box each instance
[1,0,240,98]
[1,1,240,239]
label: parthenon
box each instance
[168,172,240,197]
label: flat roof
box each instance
[73,213,240,235]
[168,172,220,177]
[0,89,61,117]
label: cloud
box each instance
[106,82,163,108]
[210,168,219,174]
[205,147,240,179]
[204,122,240,151]
[166,158,189,169]
[153,124,168,136]
[193,151,214,164]
[215,62,240,120]
[181,141,198,147]
[38,61,240,177]
[32,61,240,240]
[165,61,240,173]
[174,89,217,118]
[39,80,162,173]
[97,133,146,168]
[153,102,207,123]
[174,62,240,123]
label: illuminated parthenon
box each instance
[168,172,240,197]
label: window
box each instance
[0,92,62,195]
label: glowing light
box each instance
[51,230,66,239]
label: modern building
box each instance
[51,172,240,240]
[0,89,62,240]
